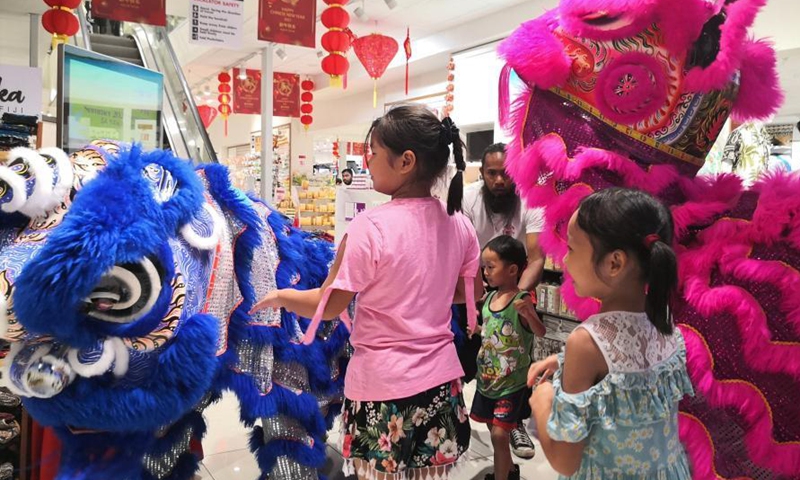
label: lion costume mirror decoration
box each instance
[0,140,349,479]
[499,0,798,478]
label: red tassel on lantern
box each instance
[218,72,232,136]
[41,0,81,48]
[300,79,314,131]
[321,0,351,87]
[404,28,412,95]
[353,33,399,108]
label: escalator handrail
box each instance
[155,27,218,164]
[126,26,189,159]
[128,25,217,164]
[76,3,92,50]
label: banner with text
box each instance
[189,0,243,49]
[257,0,316,48]
[92,0,166,27]
[233,68,262,115]
[0,65,42,118]
[273,72,299,118]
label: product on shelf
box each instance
[295,181,337,231]
[0,113,38,151]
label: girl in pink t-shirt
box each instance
[252,105,481,480]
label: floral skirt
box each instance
[340,379,471,479]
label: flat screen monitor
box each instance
[57,44,163,153]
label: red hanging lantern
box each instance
[300,78,314,131]
[333,139,340,161]
[443,58,455,118]
[353,33,399,108]
[321,0,351,88]
[218,72,232,136]
[41,0,81,48]
[404,27,412,95]
[197,105,218,128]
[321,30,351,53]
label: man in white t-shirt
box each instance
[461,142,545,462]
[463,143,545,291]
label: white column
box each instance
[260,44,274,202]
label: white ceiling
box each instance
[2,0,799,116]
[171,0,800,116]
[177,0,542,93]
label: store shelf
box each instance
[537,310,579,323]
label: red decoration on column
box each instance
[321,0,351,88]
[333,139,340,161]
[300,79,314,131]
[41,0,81,49]
[218,72,232,136]
[403,27,412,95]
[443,58,455,117]
[353,33,399,108]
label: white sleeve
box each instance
[524,206,545,234]
[462,186,479,224]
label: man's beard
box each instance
[482,183,519,220]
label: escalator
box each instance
[74,7,217,163]
[89,34,143,66]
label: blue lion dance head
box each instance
[0,141,348,480]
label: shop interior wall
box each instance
[206,113,315,176]
[0,10,58,139]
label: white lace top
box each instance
[579,311,679,374]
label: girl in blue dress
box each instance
[527,188,694,479]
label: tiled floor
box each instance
[197,382,560,480]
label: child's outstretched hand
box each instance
[527,354,558,387]
[468,323,482,338]
[250,290,282,314]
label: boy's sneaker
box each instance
[511,423,536,459]
[484,465,520,480]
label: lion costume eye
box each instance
[581,12,622,26]
[83,257,163,323]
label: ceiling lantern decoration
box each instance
[218,71,232,136]
[300,78,314,131]
[443,57,455,117]
[41,0,81,49]
[321,0,351,88]
[353,33,399,108]
[197,105,218,129]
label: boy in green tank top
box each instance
[470,236,546,480]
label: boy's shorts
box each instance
[470,387,531,431]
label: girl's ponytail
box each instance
[644,233,678,335]
[442,117,465,215]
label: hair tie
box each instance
[644,234,661,250]
[440,117,458,147]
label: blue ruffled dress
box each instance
[546,312,695,479]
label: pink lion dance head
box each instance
[499,0,800,478]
